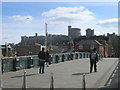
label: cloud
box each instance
[10,15,33,24]
[42,6,95,24]
[97,18,118,28]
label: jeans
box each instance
[90,60,97,73]
[39,60,45,73]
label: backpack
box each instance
[91,52,97,60]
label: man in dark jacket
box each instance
[89,48,98,73]
[38,47,46,74]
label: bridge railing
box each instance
[1,52,90,73]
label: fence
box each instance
[1,52,89,73]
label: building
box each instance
[20,33,45,45]
[78,39,103,52]
[1,44,13,57]
[68,25,81,39]
[20,33,69,46]
[75,36,112,57]
[107,32,116,38]
[107,33,118,57]
[16,44,41,56]
[86,28,94,37]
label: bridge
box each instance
[0,52,119,89]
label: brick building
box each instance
[16,44,41,56]
[76,38,112,57]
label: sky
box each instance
[1,1,119,44]
[2,0,120,2]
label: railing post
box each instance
[70,53,73,60]
[80,53,82,58]
[13,58,20,71]
[62,54,65,62]
[75,53,78,59]
[55,55,59,63]
[27,57,34,68]
[50,72,54,90]
[49,55,53,64]
[67,54,68,61]
[82,74,86,90]
[22,70,27,90]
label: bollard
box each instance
[82,74,86,90]
[22,70,27,90]
[50,72,54,90]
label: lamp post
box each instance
[0,45,2,90]
[45,23,48,51]
[5,42,8,57]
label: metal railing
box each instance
[2,52,89,73]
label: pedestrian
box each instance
[45,50,50,67]
[38,47,46,74]
[89,48,98,73]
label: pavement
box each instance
[1,58,119,89]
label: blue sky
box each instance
[2,2,117,19]
[1,2,118,44]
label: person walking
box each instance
[89,48,98,73]
[45,50,50,67]
[38,47,46,74]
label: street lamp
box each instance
[45,23,48,52]
[0,45,2,89]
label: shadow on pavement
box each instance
[72,72,90,76]
[11,73,39,78]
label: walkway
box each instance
[2,58,119,89]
